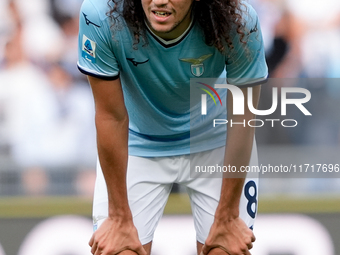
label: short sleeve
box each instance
[225,3,268,86]
[77,0,120,80]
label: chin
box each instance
[151,24,172,34]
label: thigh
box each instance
[92,156,177,245]
[185,145,259,244]
[188,177,259,245]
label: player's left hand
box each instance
[200,217,255,255]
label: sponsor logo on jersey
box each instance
[82,35,96,63]
[126,58,149,67]
[180,54,213,77]
[82,12,101,27]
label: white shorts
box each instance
[92,143,259,245]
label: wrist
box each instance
[214,206,239,223]
[105,213,136,235]
[108,207,133,222]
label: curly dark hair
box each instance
[107,0,246,52]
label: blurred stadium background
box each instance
[0,0,340,254]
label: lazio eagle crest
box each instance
[180,54,213,77]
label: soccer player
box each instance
[77,0,268,253]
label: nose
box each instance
[152,0,169,6]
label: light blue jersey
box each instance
[77,0,268,157]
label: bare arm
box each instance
[201,85,261,255]
[87,76,145,255]
[217,85,260,221]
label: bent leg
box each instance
[182,146,259,254]
[93,156,176,253]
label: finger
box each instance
[89,234,94,247]
[247,242,253,250]
[118,250,139,255]
[134,245,147,255]
[244,249,252,255]
[200,245,206,255]
[94,247,103,255]
[201,244,212,255]
[251,233,256,242]
[208,247,230,255]
[91,241,98,255]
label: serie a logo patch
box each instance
[82,35,96,63]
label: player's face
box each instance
[142,0,195,40]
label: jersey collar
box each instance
[144,17,194,48]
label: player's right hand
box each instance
[89,217,146,255]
